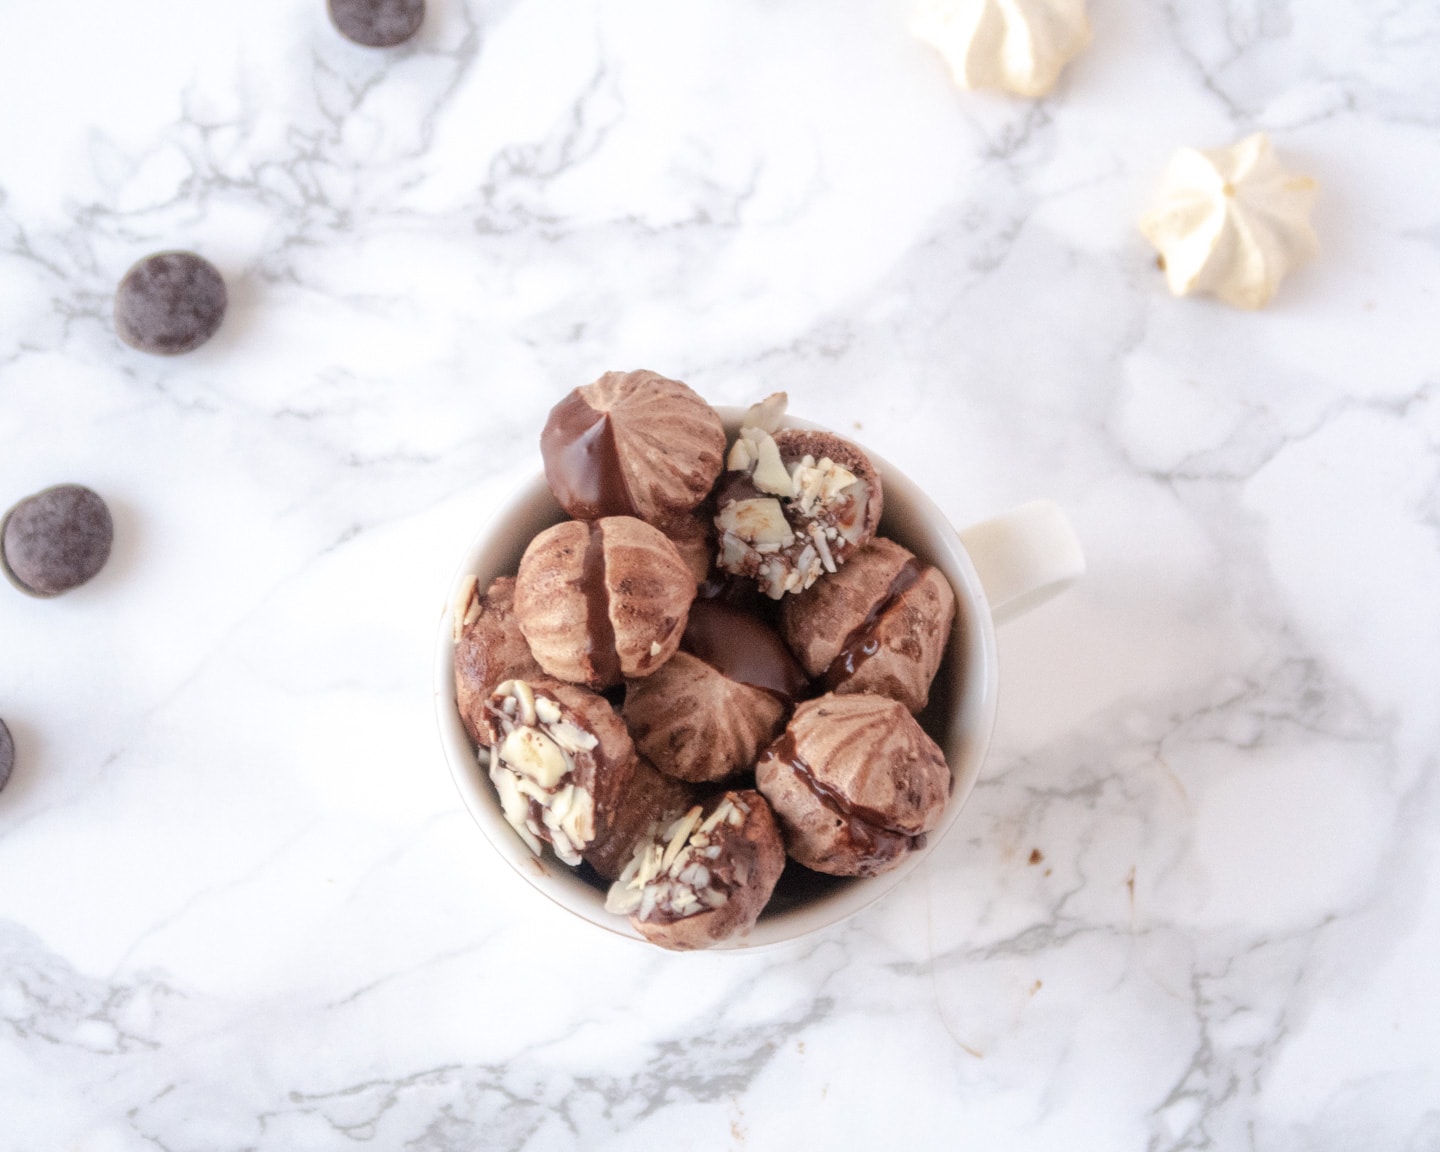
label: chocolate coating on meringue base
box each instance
[756,693,950,877]
[780,537,956,713]
[515,517,695,689]
[541,370,725,524]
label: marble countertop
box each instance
[3,1,1438,1148]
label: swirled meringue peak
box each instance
[912,0,1090,99]
[1140,132,1319,310]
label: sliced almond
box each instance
[499,726,569,788]
[661,805,704,871]
[451,574,479,644]
[748,429,794,496]
[726,437,756,472]
[720,498,794,549]
[743,392,788,434]
[490,765,543,855]
[546,720,599,755]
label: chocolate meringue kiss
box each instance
[452,576,544,745]
[541,370,727,525]
[605,789,787,951]
[756,694,950,878]
[780,537,955,714]
[624,599,810,783]
[515,516,696,690]
[714,425,883,599]
[481,677,636,869]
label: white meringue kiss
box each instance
[912,0,1090,99]
[1140,132,1319,310]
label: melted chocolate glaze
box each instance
[682,600,811,703]
[764,731,922,867]
[820,558,922,692]
[582,522,622,686]
[541,391,638,519]
[713,470,764,507]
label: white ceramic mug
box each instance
[434,409,1085,949]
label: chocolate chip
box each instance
[328,0,425,47]
[1,485,114,598]
[0,719,13,793]
[114,251,228,355]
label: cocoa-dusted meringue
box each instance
[482,678,637,866]
[756,693,950,877]
[654,508,715,587]
[912,0,1090,99]
[715,426,882,599]
[515,516,696,689]
[540,370,726,524]
[1140,132,1318,310]
[452,575,544,745]
[605,790,787,951]
[624,600,809,783]
[584,756,698,882]
[780,537,955,714]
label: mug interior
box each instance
[433,409,1000,949]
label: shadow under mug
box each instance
[434,408,1085,950]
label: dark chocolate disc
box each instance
[328,0,425,47]
[114,251,227,355]
[0,718,13,793]
[681,600,810,703]
[1,484,114,597]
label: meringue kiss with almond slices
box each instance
[714,425,883,599]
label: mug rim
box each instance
[433,408,1001,950]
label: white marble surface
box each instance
[2,1,1438,1148]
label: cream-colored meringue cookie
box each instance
[1140,133,1318,310]
[912,0,1090,99]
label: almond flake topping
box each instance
[604,798,742,923]
[487,680,597,866]
[451,574,480,644]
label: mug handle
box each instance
[958,499,1085,625]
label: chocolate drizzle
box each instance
[763,731,922,866]
[541,391,639,519]
[713,470,765,507]
[681,600,810,703]
[582,522,622,686]
[820,558,922,691]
